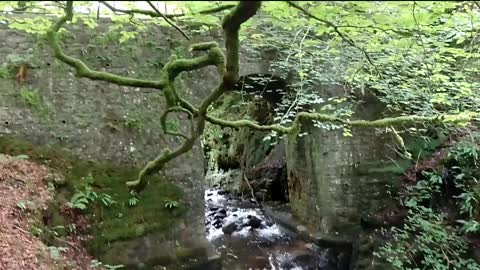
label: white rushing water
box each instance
[205,188,323,270]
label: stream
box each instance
[205,187,336,270]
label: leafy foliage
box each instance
[68,173,116,210]
[376,134,480,269]
[163,198,179,209]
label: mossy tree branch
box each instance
[46,2,167,89]
[48,1,479,194]
[205,112,479,135]
[125,2,262,192]
[160,106,194,140]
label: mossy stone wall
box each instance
[0,15,268,269]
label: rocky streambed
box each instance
[205,187,340,270]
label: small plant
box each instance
[164,198,179,209]
[16,200,28,211]
[68,186,96,210]
[30,226,43,237]
[19,86,41,108]
[124,112,145,131]
[68,184,115,210]
[98,193,116,207]
[128,190,139,207]
[18,86,51,118]
[67,223,77,235]
[458,220,480,234]
[0,65,9,79]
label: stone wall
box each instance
[0,15,267,269]
[286,87,397,236]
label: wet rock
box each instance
[222,222,239,235]
[246,215,262,228]
[290,250,317,266]
[209,207,219,211]
[218,209,227,215]
[248,256,270,270]
[246,142,288,202]
[232,214,238,218]
[213,220,223,229]
[207,193,213,197]
[217,190,229,195]
[214,213,227,220]
[230,208,238,212]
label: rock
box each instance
[218,209,227,215]
[248,256,270,270]
[305,243,319,252]
[246,215,262,228]
[217,190,229,195]
[207,193,213,197]
[296,225,308,234]
[230,208,238,212]
[209,207,219,211]
[290,250,317,266]
[222,222,239,235]
[232,214,238,218]
[213,220,223,229]
[214,213,227,220]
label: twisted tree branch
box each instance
[47,1,479,195]
[126,2,262,192]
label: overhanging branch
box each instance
[205,111,479,135]
[126,2,262,192]
[46,1,167,89]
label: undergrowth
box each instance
[375,131,480,269]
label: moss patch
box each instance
[0,135,186,257]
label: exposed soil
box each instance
[0,154,97,270]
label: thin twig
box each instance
[243,174,263,211]
[146,0,190,40]
[99,1,234,18]
[286,1,380,74]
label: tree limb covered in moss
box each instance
[46,2,222,92]
[160,106,194,140]
[46,1,167,89]
[222,1,262,80]
[205,111,479,135]
[125,2,262,192]
[99,1,235,19]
